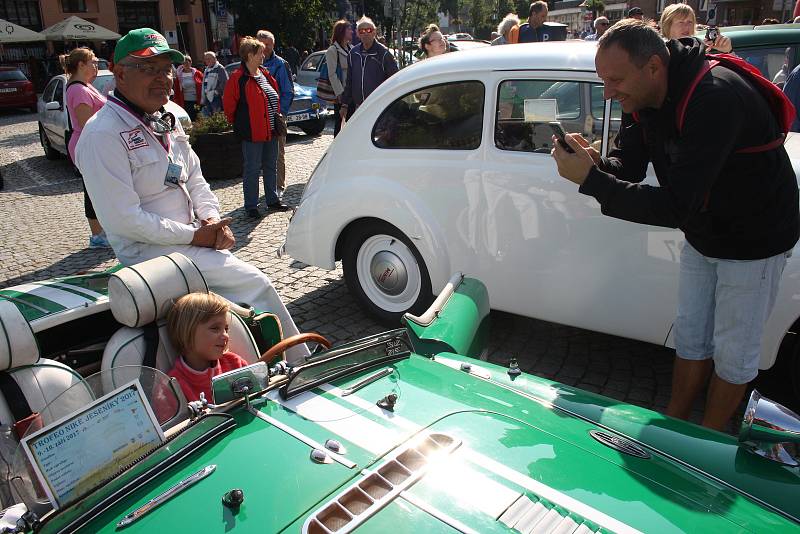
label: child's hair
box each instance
[167,292,230,355]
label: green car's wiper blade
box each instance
[281,329,413,399]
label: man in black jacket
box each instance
[553,20,799,430]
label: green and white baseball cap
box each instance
[114,28,184,64]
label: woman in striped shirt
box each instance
[223,36,290,218]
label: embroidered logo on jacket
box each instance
[120,128,148,150]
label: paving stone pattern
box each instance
[0,111,706,424]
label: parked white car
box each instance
[38,70,191,160]
[284,41,800,405]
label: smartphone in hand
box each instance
[549,121,575,153]
[705,6,718,42]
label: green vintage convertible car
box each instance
[0,253,798,533]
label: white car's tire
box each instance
[39,123,59,161]
[343,221,433,324]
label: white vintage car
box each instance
[284,41,800,406]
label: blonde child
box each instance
[166,292,249,402]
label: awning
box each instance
[0,19,45,43]
[41,16,121,41]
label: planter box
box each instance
[192,130,242,180]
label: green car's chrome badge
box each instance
[589,430,651,459]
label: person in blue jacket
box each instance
[258,30,294,194]
[340,17,398,124]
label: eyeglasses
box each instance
[121,62,174,78]
[358,27,374,34]
[429,36,444,43]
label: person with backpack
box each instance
[322,19,352,137]
[340,17,398,126]
[64,47,110,249]
[552,20,799,431]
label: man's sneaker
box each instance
[88,234,111,249]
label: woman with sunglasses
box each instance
[419,24,448,58]
[340,17,399,125]
[223,36,290,218]
[65,47,110,249]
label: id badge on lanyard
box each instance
[164,157,184,189]
[164,156,194,220]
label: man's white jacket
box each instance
[75,95,220,266]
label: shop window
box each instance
[0,0,42,30]
[116,1,160,36]
[61,0,87,12]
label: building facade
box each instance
[550,0,798,32]
[0,0,212,62]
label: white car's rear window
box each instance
[372,81,484,150]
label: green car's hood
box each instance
[51,353,798,534]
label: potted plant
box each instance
[190,112,242,180]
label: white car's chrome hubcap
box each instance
[357,234,421,312]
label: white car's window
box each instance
[53,79,65,107]
[589,84,623,151]
[302,54,323,72]
[372,81,484,150]
[43,79,58,103]
[496,79,609,153]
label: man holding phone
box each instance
[552,20,799,431]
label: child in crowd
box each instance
[166,292,250,402]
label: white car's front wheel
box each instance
[343,221,433,324]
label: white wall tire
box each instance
[343,221,433,324]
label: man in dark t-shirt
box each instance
[518,1,549,43]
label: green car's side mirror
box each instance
[739,389,800,467]
[211,362,270,405]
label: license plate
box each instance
[287,113,310,123]
[0,88,16,93]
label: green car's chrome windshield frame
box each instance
[280,329,414,399]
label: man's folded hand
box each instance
[191,217,232,248]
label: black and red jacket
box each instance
[580,38,799,260]
[223,65,279,142]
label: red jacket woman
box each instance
[223,64,280,142]
[221,37,288,217]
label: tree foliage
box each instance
[582,0,606,19]
[228,0,336,50]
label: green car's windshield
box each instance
[281,329,414,399]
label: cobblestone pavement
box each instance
[0,110,708,424]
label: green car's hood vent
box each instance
[303,428,614,534]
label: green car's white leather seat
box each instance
[100,253,261,383]
[0,300,93,435]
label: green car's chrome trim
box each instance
[402,276,490,359]
[39,414,236,534]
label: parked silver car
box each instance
[38,70,191,161]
